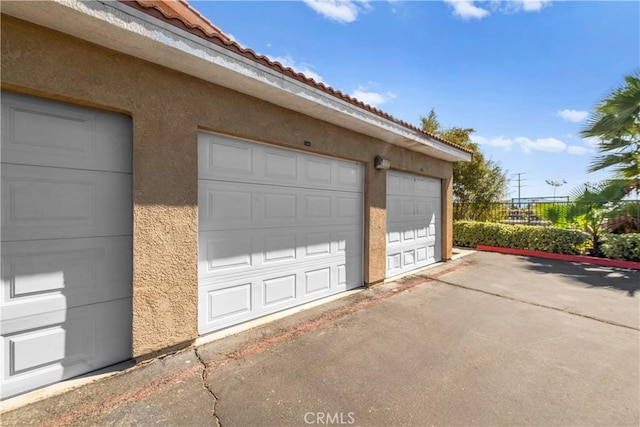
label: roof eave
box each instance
[1,0,472,163]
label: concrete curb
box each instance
[476,245,640,270]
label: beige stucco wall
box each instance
[1,16,454,358]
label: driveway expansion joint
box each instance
[431,277,640,332]
[195,348,221,427]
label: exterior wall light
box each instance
[375,155,391,170]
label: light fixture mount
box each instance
[375,155,391,170]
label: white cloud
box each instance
[515,137,566,153]
[567,145,592,155]
[303,0,369,23]
[473,134,594,155]
[444,0,553,20]
[444,0,490,20]
[556,109,589,123]
[270,55,323,83]
[516,0,552,12]
[472,135,513,149]
[351,86,396,107]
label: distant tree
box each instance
[581,72,640,200]
[421,109,508,219]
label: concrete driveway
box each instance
[3,251,639,426]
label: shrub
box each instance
[453,221,589,255]
[601,233,640,261]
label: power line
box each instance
[512,172,527,203]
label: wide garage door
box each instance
[198,133,363,334]
[1,92,132,399]
[386,170,442,278]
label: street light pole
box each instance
[545,179,567,200]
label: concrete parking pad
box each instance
[2,252,638,426]
[439,251,640,329]
[203,254,639,426]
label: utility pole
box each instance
[512,172,526,205]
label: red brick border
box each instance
[476,245,640,270]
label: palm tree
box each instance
[581,72,640,200]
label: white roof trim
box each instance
[1,0,472,162]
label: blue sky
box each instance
[194,0,639,200]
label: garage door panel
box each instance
[403,250,416,269]
[387,174,400,191]
[2,165,132,241]
[304,195,331,219]
[416,247,428,263]
[304,157,332,185]
[1,92,132,173]
[198,134,362,193]
[199,227,361,281]
[206,189,253,223]
[200,255,362,291]
[1,92,132,399]
[267,193,298,220]
[199,133,363,334]
[199,181,362,231]
[304,267,332,295]
[305,232,331,257]
[202,234,253,273]
[403,229,415,242]
[386,171,442,278]
[203,282,253,324]
[2,237,131,322]
[0,297,131,398]
[263,274,297,306]
[335,229,361,254]
[199,258,359,332]
[264,149,297,181]
[199,252,360,287]
[335,163,361,190]
[264,234,298,263]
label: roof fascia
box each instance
[1,0,472,163]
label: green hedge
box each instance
[601,234,640,262]
[453,221,589,255]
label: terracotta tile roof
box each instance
[120,0,471,155]
[131,0,232,42]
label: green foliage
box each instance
[453,221,589,255]
[421,109,508,211]
[574,209,608,256]
[581,72,640,201]
[601,233,640,261]
[566,183,621,253]
[535,203,583,228]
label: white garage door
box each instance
[386,170,442,278]
[1,92,132,399]
[198,133,363,334]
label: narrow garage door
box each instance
[198,133,363,334]
[1,92,132,399]
[386,170,442,278]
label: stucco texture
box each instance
[1,16,454,357]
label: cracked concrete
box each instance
[1,350,217,427]
[201,253,639,426]
[195,347,221,427]
[2,252,638,426]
